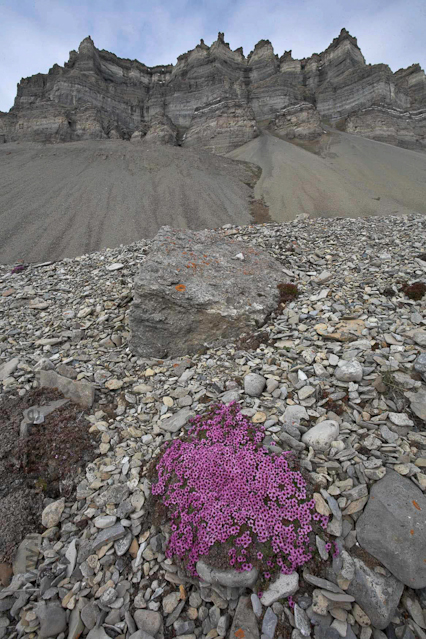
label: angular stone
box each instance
[414,353,426,381]
[129,227,283,358]
[262,607,278,639]
[92,523,126,550]
[39,369,95,408]
[388,413,414,427]
[42,498,65,528]
[163,591,181,614]
[302,420,340,451]
[357,470,426,588]
[346,555,404,629]
[251,594,263,618]
[335,361,363,382]
[260,572,299,606]
[229,596,259,639]
[0,357,19,381]
[405,388,426,421]
[413,331,426,347]
[303,571,345,593]
[114,530,133,556]
[294,604,311,637]
[160,407,195,433]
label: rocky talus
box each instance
[0,214,426,638]
[1,28,425,151]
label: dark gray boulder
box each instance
[357,470,426,589]
[129,227,283,358]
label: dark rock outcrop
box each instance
[273,102,323,140]
[129,226,283,358]
[1,28,425,151]
[183,98,258,154]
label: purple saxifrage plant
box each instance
[151,402,328,580]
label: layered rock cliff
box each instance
[1,29,425,151]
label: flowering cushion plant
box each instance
[151,402,329,581]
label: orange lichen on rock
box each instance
[175,284,186,292]
[413,500,421,511]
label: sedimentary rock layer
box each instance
[1,29,425,150]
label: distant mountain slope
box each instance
[228,130,426,221]
[0,141,255,264]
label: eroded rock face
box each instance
[273,103,323,140]
[345,106,426,150]
[183,99,258,155]
[1,28,425,150]
[129,227,283,358]
[144,114,177,145]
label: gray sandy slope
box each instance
[0,141,254,264]
[228,130,426,221]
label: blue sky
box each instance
[1,0,425,112]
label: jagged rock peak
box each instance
[213,32,231,49]
[328,27,360,51]
[280,50,294,62]
[78,35,95,53]
[1,27,425,151]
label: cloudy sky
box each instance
[1,0,425,112]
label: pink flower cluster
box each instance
[152,402,329,577]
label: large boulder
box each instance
[129,227,283,358]
[357,470,426,589]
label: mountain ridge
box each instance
[1,28,425,151]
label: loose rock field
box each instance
[0,213,425,639]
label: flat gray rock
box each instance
[405,387,426,421]
[38,603,67,638]
[0,357,20,381]
[260,572,299,606]
[346,555,404,629]
[39,369,95,408]
[262,607,278,639]
[414,353,426,381]
[129,227,283,358]
[160,407,194,433]
[357,470,426,588]
[196,561,258,588]
[92,523,126,551]
[334,360,363,382]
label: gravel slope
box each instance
[0,141,254,264]
[228,129,426,221]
